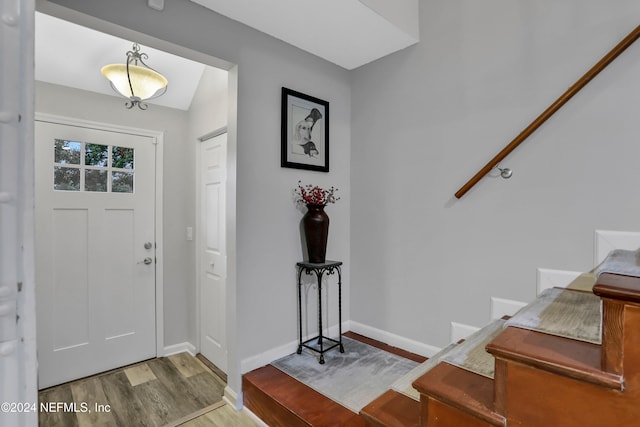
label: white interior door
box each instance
[199,132,227,372]
[35,120,157,389]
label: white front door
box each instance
[35,120,157,389]
[199,132,227,372]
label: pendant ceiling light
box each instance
[101,43,168,110]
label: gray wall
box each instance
[351,0,640,348]
[43,0,352,396]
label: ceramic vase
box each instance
[302,204,329,263]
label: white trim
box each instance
[239,321,350,374]
[450,322,480,344]
[35,113,164,139]
[240,337,300,374]
[222,386,269,427]
[154,133,165,358]
[223,386,241,410]
[536,268,582,295]
[220,388,268,426]
[594,229,640,265]
[349,321,440,357]
[34,113,166,359]
[2,1,38,424]
[240,320,441,374]
[163,342,197,357]
[490,297,528,320]
[241,405,269,427]
[194,137,201,356]
[198,126,228,142]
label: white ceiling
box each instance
[190,0,420,70]
[35,12,207,111]
[35,1,419,109]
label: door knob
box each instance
[144,242,153,250]
[138,257,153,265]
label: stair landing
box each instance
[242,332,426,427]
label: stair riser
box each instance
[500,362,637,427]
[422,399,500,427]
[359,390,420,427]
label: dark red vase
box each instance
[303,204,329,263]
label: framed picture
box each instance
[281,87,329,172]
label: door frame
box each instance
[35,112,165,357]
[195,126,227,366]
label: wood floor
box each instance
[37,353,248,427]
[180,402,262,427]
[37,333,424,426]
[243,331,427,427]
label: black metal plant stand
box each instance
[296,260,344,364]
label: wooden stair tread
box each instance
[412,362,505,427]
[243,365,365,427]
[594,272,640,304]
[486,326,623,390]
[360,390,420,427]
[344,331,428,363]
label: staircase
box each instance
[360,253,640,426]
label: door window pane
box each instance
[54,166,80,191]
[54,140,81,165]
[112,172,134,193]
[85,144,108,167]
[112,146,134,169]
[85,169,108,192]
[53,141,138,193]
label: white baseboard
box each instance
[450,322,479,344]
[240,320,441,374]
[490,297,527,320]
[240,339,298,374]
[536,268,582,295]
[349,321,440,358]
[222,387,268,425]
[163,342,196,357]
[242,406,269,427]
[223,386,241,410]
[239,321,350,374]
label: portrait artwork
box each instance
[281,87,329,172]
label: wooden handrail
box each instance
[455,24,640,199]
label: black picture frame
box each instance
[281,87,329,172]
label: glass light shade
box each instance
[101,64,168,100]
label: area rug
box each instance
[441,318,505,379]
[595,249,640,278]
[566,272,596,292]
[391,342,458,401]
[505,287,601,344]
[271,336,419,413]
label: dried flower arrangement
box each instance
[294,181,340,206]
